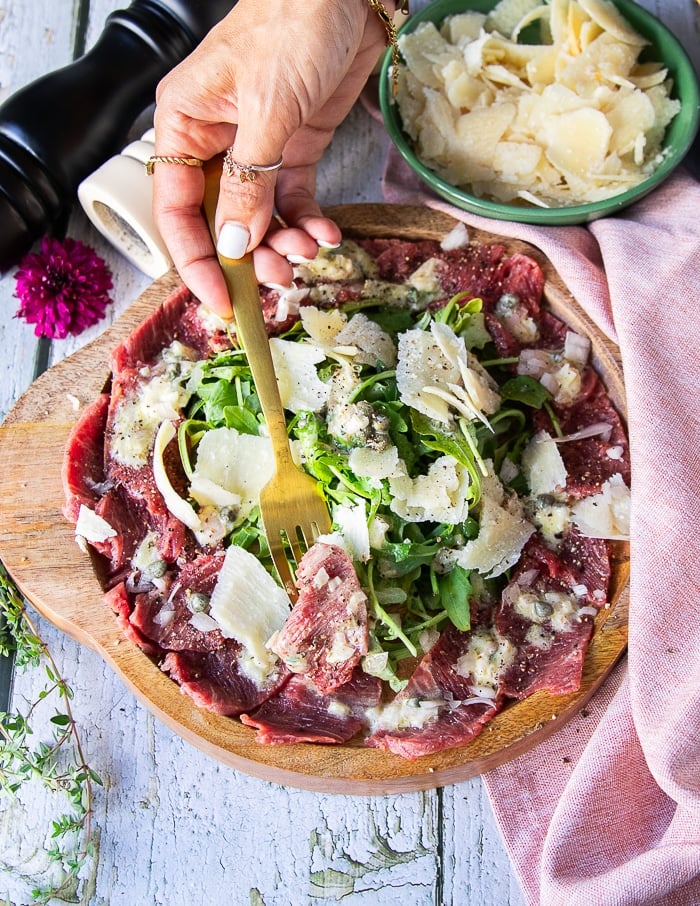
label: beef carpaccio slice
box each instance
[495,532,610,699]
[240,670,382,745]
[63,233,628,760]
[161,648,288,718]
[366,622,505,759]
[268,543,369,694]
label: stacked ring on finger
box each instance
[144,155,204,175]
[223,148,284,183]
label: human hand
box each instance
[152,0,395,317]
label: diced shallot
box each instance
[275,286,309,322]
[518,348,552,378]
[519,568,539,587]
[539,372,559,395]
[440,222,469,251]
[313,566,330,589]
[188,612,220,633]
[468,684,497,700]
[564,331,591,365]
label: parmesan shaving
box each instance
[209,545,291,670]
[455,463,535,578]
[190,427,274,522]
[572,473,631,539]
[333,501,371,563]
[75,505,117,544]
[389,456,473,525]
[269,337,329,412]
[522,431,568,496]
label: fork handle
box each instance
[201,157,294,465]
[218,253,294,463]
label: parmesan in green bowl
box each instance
[379,0,699,224]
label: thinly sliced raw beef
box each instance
[130,553,226,653]
[357,238,451,283]
[537,310,569,348]
[555,530,611,604]
[241,669,381,744]
[94,486,150,575]
[366,624,503,759]
[62,393,110,522]
[104,582,162,657]
[489,251,544,317]
[356,239,545,321]
[161,648,287,718]
[495,532,608,699]
[111,285,224,373]
[269,543,369,694]
[104,371,193,563]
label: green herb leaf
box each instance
[223,405,261,434]
[0,561,100,901]
[500,375,552,408]
[437,565,472,631]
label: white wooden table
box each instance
[0,2,697,904]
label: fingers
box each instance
[245,163,342,288]
[151,161,233,318]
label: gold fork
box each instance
[201,157,332,598]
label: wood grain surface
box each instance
[0,203,629,793]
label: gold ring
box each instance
[145,155,204,176]
[223,148,283,183]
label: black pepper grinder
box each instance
[0,0,237,272]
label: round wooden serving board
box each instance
[0,205,629,794]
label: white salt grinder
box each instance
[77,127,173,279]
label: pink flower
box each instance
[14,237,113,339]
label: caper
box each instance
[146,559,167,579]
[187,592,210,613]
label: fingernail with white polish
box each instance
[317,239,341,249]
[217,221,250,259]
[287,253,315,264]
[263,281,294,291]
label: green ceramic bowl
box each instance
[379,0,700,225]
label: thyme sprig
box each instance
[0,561,101,904]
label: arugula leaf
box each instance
[223,405,261,435]
[378,539,439,578]
[500,375,552,408]
[437,565,472,631]
[365,307,416,336]
[177,419,209,479]
[347,370,397,404]
[198,381,241,424]
[434,294,492,349]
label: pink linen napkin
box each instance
[383,148,700,905]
